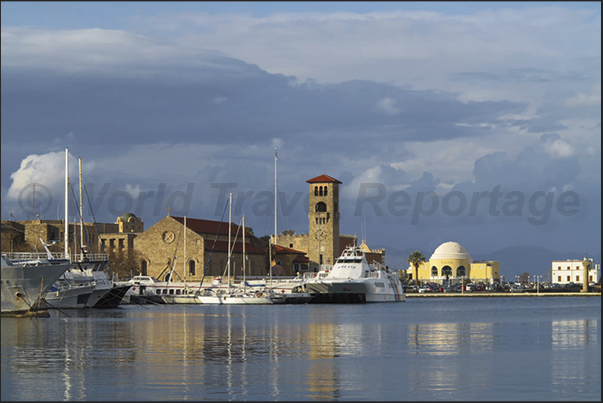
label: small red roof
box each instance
[172,216,252,238]
[306,174,342,184]
[274,244,306,255]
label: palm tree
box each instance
[407,250,427,285]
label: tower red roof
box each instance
[306,174,342,184]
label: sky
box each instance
[1,1,600,265]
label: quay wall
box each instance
[406,292,600,298]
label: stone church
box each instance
[134,215,267,282]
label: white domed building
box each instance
[414,241,500,286]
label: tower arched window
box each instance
[315,202,327,212]
[314,186,318,196]
[324,187,328,196]
[319,186,323,196]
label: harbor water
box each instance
[1,297,600,401]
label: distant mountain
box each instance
[382,244,601,280]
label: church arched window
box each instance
[189,260,196,276]
[324,187,328,196]
[315,186,318,196]
[315,202,327,212]
[319,186,323,196]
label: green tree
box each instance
[407,250,426,285]
[108,250,144,281]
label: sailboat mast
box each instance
[79,157,84,261]
[183,215,187,286]
[242,215,246,291]
[227,192,232,288]
[64,148,69,260]
[271,148,278,286]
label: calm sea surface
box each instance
[1,297,600,401]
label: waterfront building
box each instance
[133,215,267,281]
[273,174,386,273]
[1,219,102,256]
[98,213,144,260]
[410,241,500,286]
[551,256,600,285]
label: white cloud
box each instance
[375,98,399,115]
[565,83,601,108]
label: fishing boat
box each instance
[302,246,405,303]
[1,254,70,316]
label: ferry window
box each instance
[163,289,168,295]
[169,289,174,295]
[156,289,161,295]
[176,289,181,295]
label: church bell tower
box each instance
[306,174,341,270]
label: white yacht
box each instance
[302,246,405,303]
[1,254,71,316]
[120,275,202,304]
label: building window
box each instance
[457,266,466,277]
[189,260,196,276]
[315,186,318,196]
[567,276,570,281]
[576,276,580,282]
[431,266,438,277]
[442,266,452,277]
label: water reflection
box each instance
[1,300,600,401]
[406,322,496,355]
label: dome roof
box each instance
[120,212,137,222]
[430,241,472,263]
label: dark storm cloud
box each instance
[1,58,527,155]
